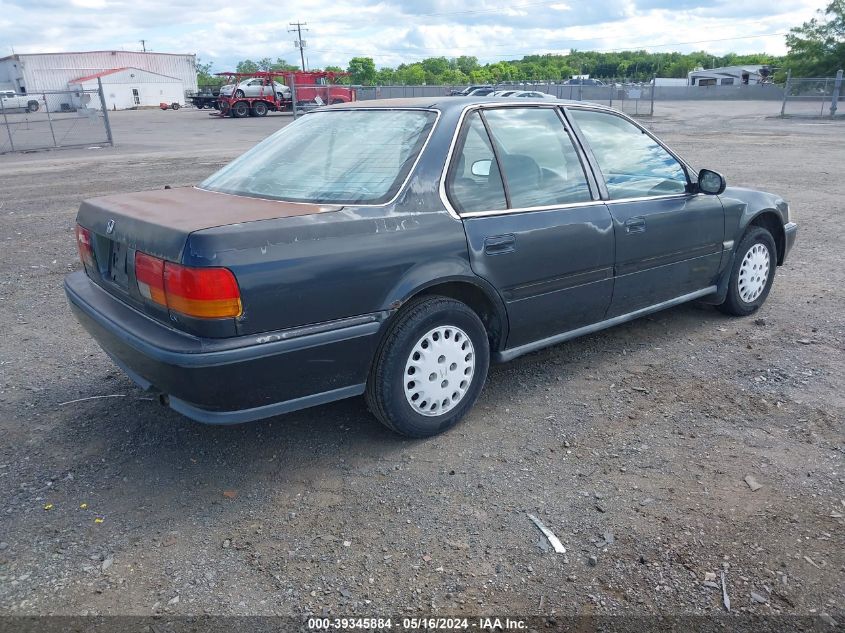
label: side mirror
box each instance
[471,159,492,177]
[698,168,726,195]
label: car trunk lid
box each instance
[77,186,342,262]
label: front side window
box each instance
[201,110,437,205]
[446,112,507,213]
[483,107,592,208]
[569,109,688,199]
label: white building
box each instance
[0,50,197,100]
[652,77,688,87]
[688,65,767,87]
[68,67,185,110]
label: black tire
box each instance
[231,101,249,118]
[235,89,245,98]
[365,296,490,438]
[171,103,180,110]
[717,226,777,316]
[252,101,268,117]
[27,101,39,112]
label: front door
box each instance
[448,106,615,348]
[567,107,725,316]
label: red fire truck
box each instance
[214,70,355,118]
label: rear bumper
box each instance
[783,222,797,262]
[64,271,386,424]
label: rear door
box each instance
[566,107,725,316]
[448,105,614,348]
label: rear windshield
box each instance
[200,109,437,205]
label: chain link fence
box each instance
[0,79,113,154]
[288,76,357,119]
[353,81,655,116]
[780,70,844,117]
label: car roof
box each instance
[323,96,604,112]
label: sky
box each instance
[3,0,827,71]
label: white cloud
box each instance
[4,0,826,69]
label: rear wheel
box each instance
[251,101,268,117]
[27,101,39,112]
[171,102,180,110]
[231,101,249,118]
[717,226,777,316]
[366,296,489,438]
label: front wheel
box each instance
[234,89,245,98]
[366,296,490,438]
[717,226,777,316]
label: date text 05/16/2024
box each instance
[307,617,528,630]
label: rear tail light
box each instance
[135,251,167,306]
[134,251,242,319]
[75,224,95,269]
[164,263,242,319]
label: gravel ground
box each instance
[0,103,842,622]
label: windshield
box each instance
[200,109,438,205]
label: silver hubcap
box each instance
[738,242,770,303]
[404,326,475,417]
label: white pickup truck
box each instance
[0,90,43,112]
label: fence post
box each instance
[650,74,656,116]
[43,91,57,147]
[780,69,791,117]
[289,74,298,119]
[97,78,114,146]
[830,69,843,117]
[0,95,14,152]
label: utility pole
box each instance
[288,22,308,72]
[139,40,147,53]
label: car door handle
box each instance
[625,217,646,233]
[483,234,516,255]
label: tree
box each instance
[421,56,451,81]
[196,58,223,86]
[347,57,377,84]
[236,59,259,74]
[271,58,300,71]
[319,65,348,84]
[785,0,845,76]
[454,55,479,75]
[374,67,397,84]
[396,64,425,85]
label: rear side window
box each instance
[446,112,507,213]
[483,107,592,208]
[201,110,437,205]
[569,109,688,199]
